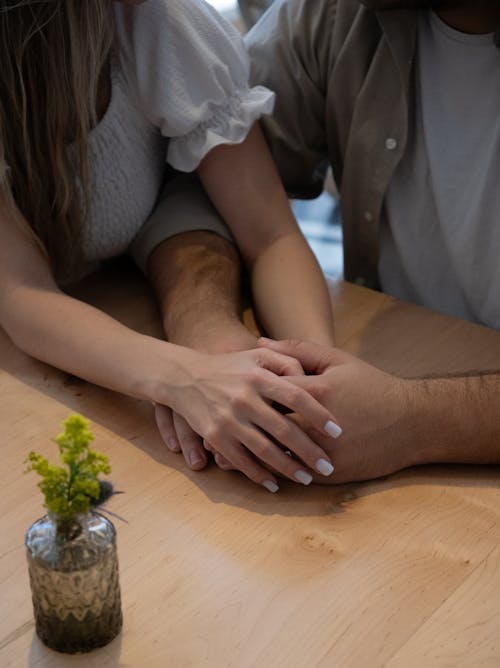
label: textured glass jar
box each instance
[25,511,122,653]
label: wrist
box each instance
[369,376,430,470]
[124,335,200,405]
[403,377,466,465]
[166,315,257,353]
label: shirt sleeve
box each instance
[114,0,275,172]
[129,172,234,274]
[245,0,334,198]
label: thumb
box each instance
[258,338,335,374]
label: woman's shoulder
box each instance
[113,0,235,52]
[112,0,249,132]
[113,0,244,93]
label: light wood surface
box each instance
[1,260,500,668]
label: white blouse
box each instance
[76,0,274,279]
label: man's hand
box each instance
[259,337,500,483]
[203,338,412,484]
[257,338,430,484]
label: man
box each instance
[152,0,500,483]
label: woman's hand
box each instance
[156,346,341,492]
[154,320,259,472]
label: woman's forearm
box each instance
[2,283,341,490]
[251,232,335,345]
[198,123,335,346]
[1,283,183,401]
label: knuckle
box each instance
[313,382,330,403]
[286,338,303,350]
[204,416,227,445]
[273,420,294,446]
[251,351,270,370]
[285,385,303,405]
[289,360,303,374]
[229,389,253,412]
[250,438,269,461]
[252,347,267,361]
[247,369,264,385]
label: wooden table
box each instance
[1,263,500,667]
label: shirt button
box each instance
[363,211,373,222]
[385,137,398,150]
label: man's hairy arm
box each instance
[412,371,500,465]
[147,231,257,470]
[148,230,257,353]
[258,339,500,484]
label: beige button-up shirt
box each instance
[245,0,417,288]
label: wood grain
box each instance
[1,262,499,667]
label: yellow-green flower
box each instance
[27,414,112,520]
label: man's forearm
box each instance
[410,371,500,464]
[147,231,257,352]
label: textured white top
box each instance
[379,10,500,328]
[75,0,274,279]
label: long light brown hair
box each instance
[0,0,114,279]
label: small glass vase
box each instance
[25,510,122,653]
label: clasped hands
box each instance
[155,330,418,491]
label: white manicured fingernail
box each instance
[294,470,313,485]
[262,480,279,493]
[325,420,343,439]
[316,458,334,476]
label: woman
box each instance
[0,0,341,491]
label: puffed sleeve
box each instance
[114,0,275,172]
